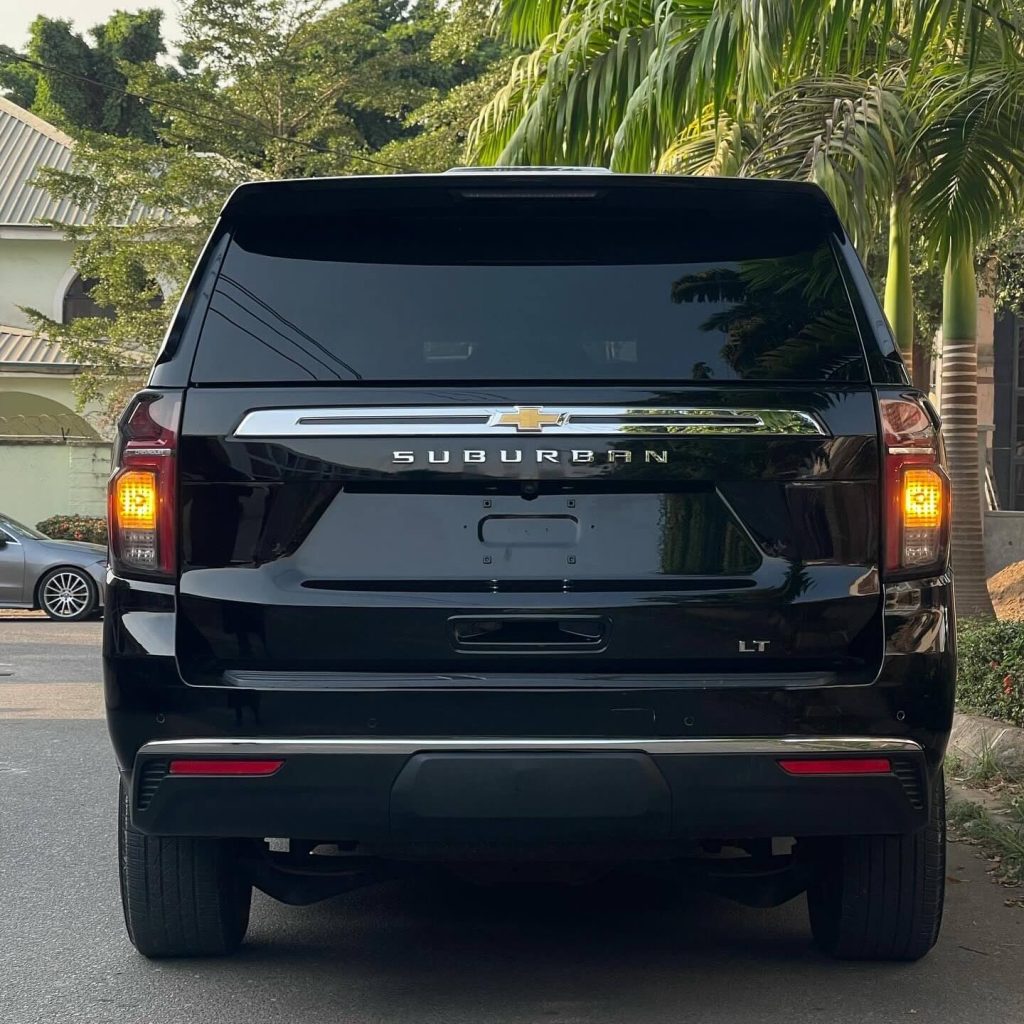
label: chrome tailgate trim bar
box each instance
[233,405,828,438]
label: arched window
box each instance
[62,275,115,323]
[61,273,164,324]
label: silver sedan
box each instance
[0,513,106,621]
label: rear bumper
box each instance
[130,736,931,845]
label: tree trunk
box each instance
[940,240,995,619]
[912,336,933,392]
[884,193,914,375]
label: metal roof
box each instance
[0,324,76,370]
[0,96,93,228]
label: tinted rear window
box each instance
[191,212,866,384]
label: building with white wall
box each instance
[0,96,114,527]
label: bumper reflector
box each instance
[168,759,284,776]
[778,757,892,776]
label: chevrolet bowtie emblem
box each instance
[495,407,565,432]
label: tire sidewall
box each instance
[117,778,140,948]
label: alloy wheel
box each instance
[41,570,93,619]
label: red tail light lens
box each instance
[880,396,949,577]
[108,391,181,577]
[778,758,892,776]
[168,759,284,776]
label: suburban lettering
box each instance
[390,449,673,465]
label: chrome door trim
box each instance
[140,736,920,757]
[233,405,828,439]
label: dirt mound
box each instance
[988,560,1024,620]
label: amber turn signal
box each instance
[115,470,158,530]
[902,468,943,530]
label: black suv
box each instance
[105,171,953,961]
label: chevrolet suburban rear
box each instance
[104,171,954,961]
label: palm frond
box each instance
[656,108,759,176]
[471,3,661,165]
[477,0,952,171]
[498,0,584,47]
[729,72,915,246]
[914,60,1024,254]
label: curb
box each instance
[949,710,1024,771]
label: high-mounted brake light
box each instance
[880,396,949,577]
[108,391,181,577]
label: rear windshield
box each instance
[191,213,866,384]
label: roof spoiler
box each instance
[218,172,845,241]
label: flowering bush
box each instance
[36,514,107,545]
[957,619,1024,728]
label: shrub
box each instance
[36,514,108,545]
[957,618,1024,728]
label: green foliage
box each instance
[957,618,1024,728]
[983,219,1024,315]
[36,514,107,544]
[382,62,516,172]
[473,0,1024,171]
[0,44,39,108]
[22,137,244,415]
[948,795,1024,886]
[865,230,943,359]
[148,0,507,177]
[7,0,508,416]
[472,2,1024,264]
[382,0,515,171]
[0,10,168,139]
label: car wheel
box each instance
[807,771,945,961]
[37,567,98,621]
[118,778,252,957]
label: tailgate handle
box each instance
[449,616,607,652]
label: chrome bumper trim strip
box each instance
[141,736,922,757]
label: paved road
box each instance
[2,616,1023,1024]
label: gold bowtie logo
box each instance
[495,407,565,432]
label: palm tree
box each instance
[471,3,1024,617]
[472,0,1021,359]
[473,0,1019,170]
[919,63,1024,617]
[721,63,1024,618]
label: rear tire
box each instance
[807,771,946,961]
[118,778,252,957]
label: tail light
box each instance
[880,396,949,577]
[778,758,892,775]
[168,759,284,776]
[108,390,181,577]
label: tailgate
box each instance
[175,387,882,687]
